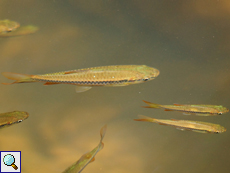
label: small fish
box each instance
[63,125,107,173]
[0,19,20,33]
[0,25,39,37]
[142,100,229,116]
[2,65,160,93]
[0,111,29,129]
[134,115,226,134]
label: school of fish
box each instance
[1,18,229,173]
[135,100,228,134]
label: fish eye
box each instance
[142,78,149,81]
[17,120,23,122]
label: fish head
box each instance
[0,20,20,32]
[137,65,160,82]
[215,106,229,115]
[9,111,29,123]
[214,125,227,134]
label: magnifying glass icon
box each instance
[3,154,18,170]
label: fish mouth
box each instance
[155,69,160,77]
[151,69,160,78]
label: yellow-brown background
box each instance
[0,1,230,173]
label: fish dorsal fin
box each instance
[43,82,60,85]
[75,86,92,93]
[164,109,173,111]
[64,71,77,74]
[170,119,178,121]
[173,103,183,106]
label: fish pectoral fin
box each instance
[183,113,191,115]
[195,113,210,116]
[43,82,60,85]
[192,129,207,133]
[176,128,185,131]
[75,86,92,93]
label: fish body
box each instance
[63,125,107,173]
[134,115,226,134]
[142,100,229,116]
[0,25,38,37]
[2,65,159,92]
[0,111,29,129]
[0,19,20,33]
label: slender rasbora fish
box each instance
[63,125,107,173]
[0,111,29,129]
[134,115,226,134]
[2,65,159,92]
[142,100,229,116]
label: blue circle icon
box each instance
[3,154,18,170]
[3,154,15,166]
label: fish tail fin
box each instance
[99,125,107,142]
[97,125,107,151]
[2,72,35,85]
[142,100,161,109]
[134,115,156,123]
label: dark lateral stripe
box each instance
[182,110,215,114]
[165,108,216,114]
[36,79,130,85]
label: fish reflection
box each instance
[63,125,107,173]
[0,111,29,129]
[142,100,229,116]
[2,65,160,92]
[134,115,226,134]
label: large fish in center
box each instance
[2,65,159,92]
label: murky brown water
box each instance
[0,1,230,173]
